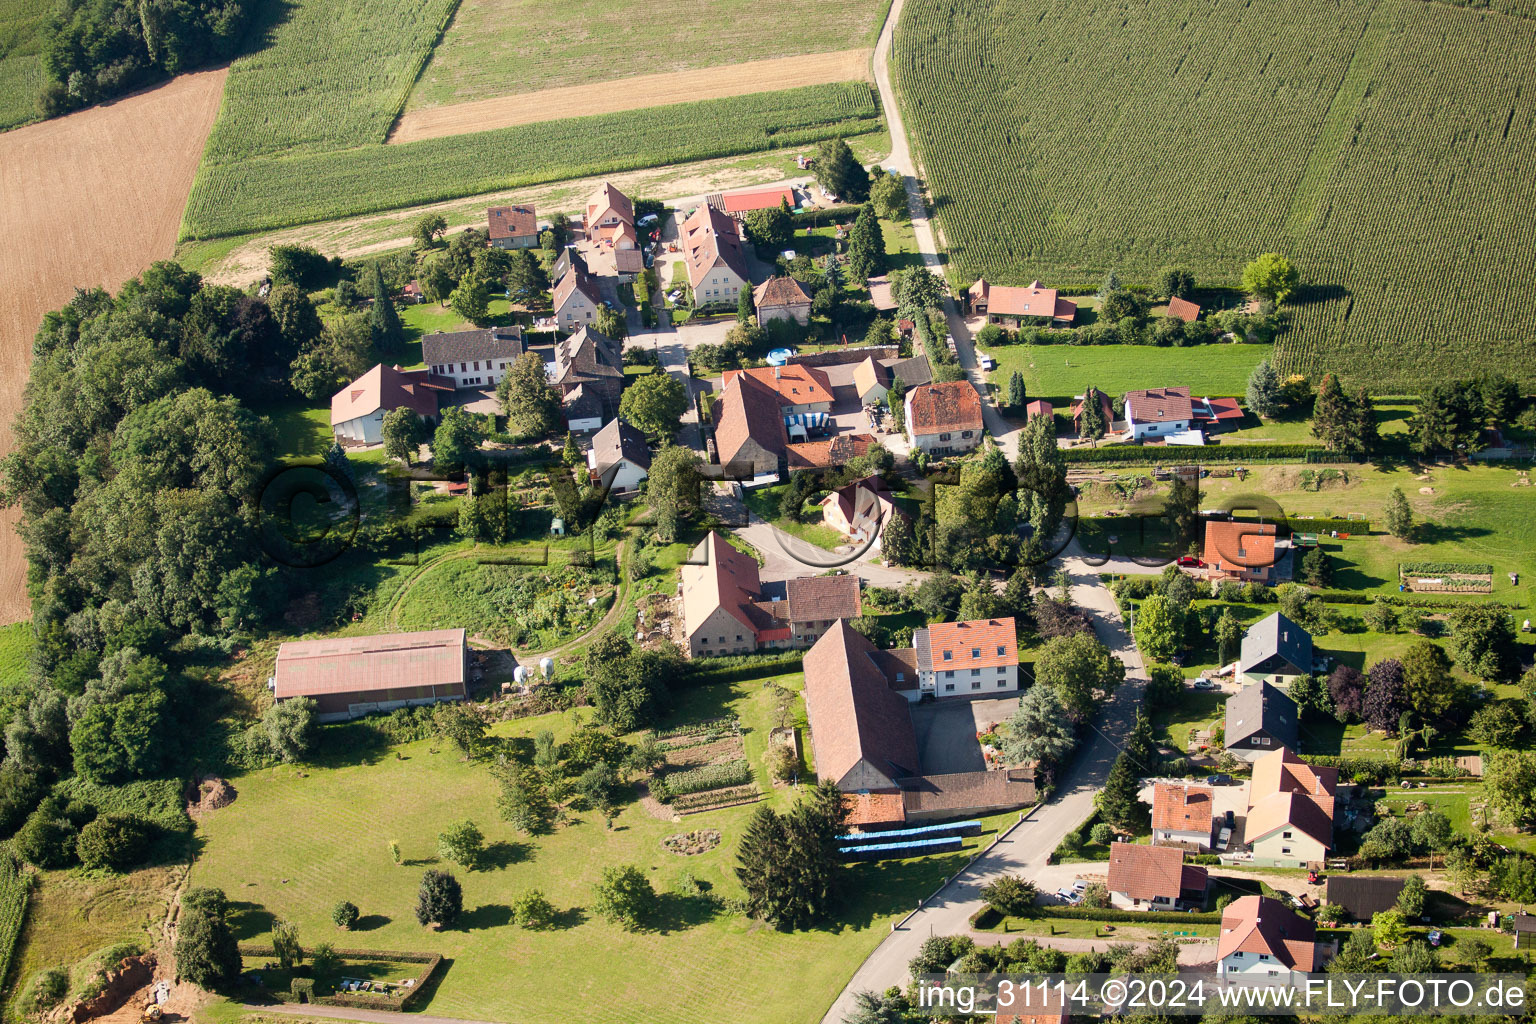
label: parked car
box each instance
[1216,827,1232,851]
[1176,556,1205,568]
[1208,773,1232,785]
[1193,678,1215,690]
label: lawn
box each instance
[895,0,1536,391]
[190,675,1013,1024]
[741,483,848,551]
[985,342,1271,404]
[0,621,32,685]
[1218,403,1417,445]
[409,0,888,109]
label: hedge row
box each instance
[1281,517,1371,534]
[683,650,804,686]
[1314,591,1515,610]
[1063,443,1358,465]
[236,944,443,1011]
[0,857,32,1010]
[236,944,438,962]
[1400,562,1494,577]
[1029,906,1224,924]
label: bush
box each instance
[415,870,462,928]
[75,814,153,871]
[1088,822,1115,845]
[510,889,556,929]
[593,864,656,931]
[331,900,360,930]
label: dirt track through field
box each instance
[388,48,871,144]
[0,67,228,625]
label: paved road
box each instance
[818,555,1149,1023]
[869,0,1024,462]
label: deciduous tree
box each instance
[1035,632,1124,723]
[619,372,687,441]
[593,864,657,931]
[1242,253,1299,303]
[496,351,561,439]
[814,138,871,202]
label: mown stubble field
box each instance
[0,67,228,624]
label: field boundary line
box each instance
[388,50,872,144]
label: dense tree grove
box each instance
[40,0,259,116]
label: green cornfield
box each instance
[0,0,48,132]
[0,854,31,1003]
[182,83,881,239]
[894,0,1536,390]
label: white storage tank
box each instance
[539,657,554,678]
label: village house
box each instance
[753,276,812,325]
[422,326,526,390]
[1238,612,1315,688]
[487,204,539,249]
[1106,843,1209,912]
[552,246,589,284]
[586,417,650,493]
[905,380,984,455]
[1203,521,1286,585]
[329,363,448,444]
[804,622,1036,823]
[712,372,789,480]
[682,204,750,307]
[1244,746,1337,867]
[1224,681,1300,761]
[553,264,602,332]
[723,363,834,420]
[819,474,902,546]
[679,532,860,657]
[551,326,624,423]
[912,618,1019,698]
[968,279,1077,326]
[1124,385,1195,441]
[586,181,635,248]
[1216,896,1320,984]
[1150,782,1217,851]
[271,629,468,722]
[852,354,931,407]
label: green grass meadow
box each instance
[191,676,1014,1024]
[410,0,888,109]
[897,0,1536,391]
[985,342,1271,403]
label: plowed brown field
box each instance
[389,48,871,144]
[0,67,228,624]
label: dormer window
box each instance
[942,650,952,661]
[971,648,980,659]
[996,646,1006,656]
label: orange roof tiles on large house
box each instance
[680,532,778,651]
[272,629,468,721]
[1125,385,1195,425]
[722,364,834,410]
[1152,782,1216,836]
[682,204,750,291]
[1107,843,1209,904]
[914,618,1018,672]
[906,381,984,435]
[1217,895,1318,972]
[786,432,877,469]
[1246,746,1337,850]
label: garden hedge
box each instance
[235,944,443,1011]
[1399,562,1494,576]
[683,650,804,686]
[1062,444,1358,465]
[1028,906,1224,924]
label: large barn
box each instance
[270,629,468,722]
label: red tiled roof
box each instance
[907,381,983,434]
[274,629,465,698]
[487,204,536,240]
[1107,843,1204,902]
[1194,395,1244,422]
[681,531,771,641]
[786,433,877,469]
[552,266,600,312]
[841,791,907,828]
[1070,391,1113,425]
[1246,747,1337,848]
[330,363,442,426]
[1218,896,1317,970]
[1125,385,1194,424]
[723,364,834,407]
[786,574,861,622]
[753,276,811,309]
[1152,783,1215,834]
[897,769,1036,814]
[1202,521,1279,573]
[1166,296,1201,322]
[683,205,749,290]
[720,186,795,214]
[978,279,1077,322]
[804,622,921,787]
[586,181,634,229]
[997,1006,1069,1024]
[916,618,1018,671]
[713,372,789,466]
[1026,399,1053,420]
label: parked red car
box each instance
[1176,556,1205,568]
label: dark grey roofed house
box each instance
[422,327,525,366]
[552,246,588,284]
[886,354,932,388]
[1224,680,1298,761]
[1325,876,1405,921]
[1239,612,1314,685]
[589,418,651,479]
